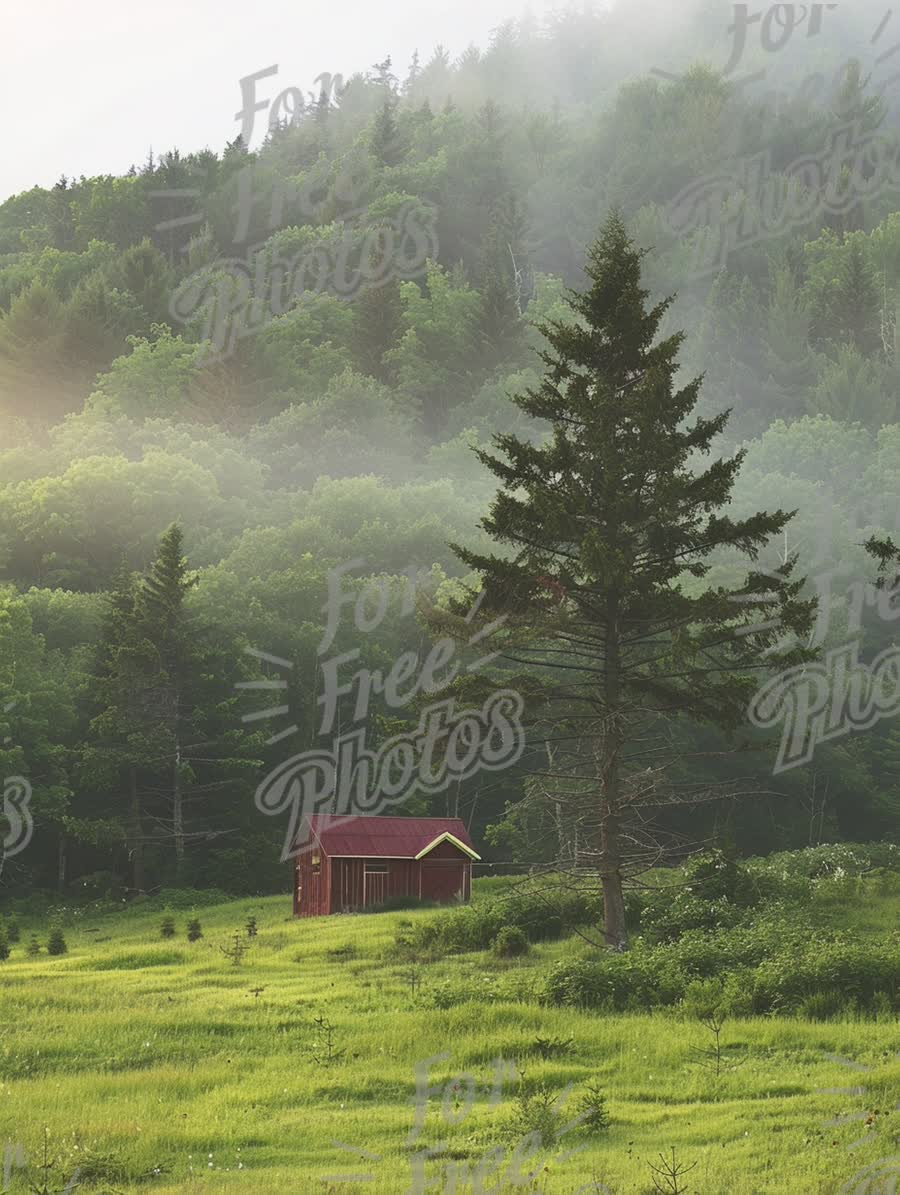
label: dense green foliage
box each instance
[1,2,899,903]
[397,844,900,1019]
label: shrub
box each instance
[26,936,41,957]
[160,915,176,939]
[872,990,894,1021]
[396,881,600,957]
[749,936,900,1015]
[530,1035,573,1059]
[4,917,20,943]
[46,927,67,956]
[187,918,203,942]
[544,951,661,1012]
[640,890,747,943]
[683,846,748,903]
[506,1080,566,1147]
[426,977,498,1009]
[493,925,529,958]
[545,928,900,1018]
[680,978,727,1021]
[747,843,899,885]
[245,916,258,938]
[326,943,357,962]
[0,925,8,961]
[575,1081,611,1134]
[219,932,249,966]
[798,990,847,1021]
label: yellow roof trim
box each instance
[414,832,481,861]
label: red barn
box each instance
[292,815,481,917]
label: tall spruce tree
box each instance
[138,524,199,880]
[370,99,406,167]
[477,197,530,364]
[82,560,164,892]
[454,214,814,950]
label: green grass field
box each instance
[0,882,897,1194]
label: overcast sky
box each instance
[3,0,558,202]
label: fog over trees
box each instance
[1,0,899,900]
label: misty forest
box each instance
[0,1,898,1192]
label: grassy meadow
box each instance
[0,873,897,1195]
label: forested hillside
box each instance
[1,0,899,900]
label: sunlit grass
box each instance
[0,888,896,1192]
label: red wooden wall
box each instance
[294,842,472,917]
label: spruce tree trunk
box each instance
[57,833,67,895]
[173,740,185,881]
[129,766,145,893]
[599,764,628,951]
[599,602,628,952]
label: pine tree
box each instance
[46,926,67,956]
[762,265,817,416]
[454,214,814,950]
[830,241,881,355]
[477,196,530,363]
[81,559,163,893]
[403,50,421,96]
[138,525,199,881]
[370,99,406,167]
[127,524,261,885]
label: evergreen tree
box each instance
[81,560,162,892]
[370,99,406,167]
[762,265,817,415]
[829,241,881,355]
[477,196,530,363]
[135,525,263,884]
[138,524,199,881]
[106,238,173,325]
[48,175,76,250]
[403,50,421,96]
[454,215,814,949]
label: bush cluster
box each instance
[545,925,899,1019]
[492,925,529,958]
[637,843,900,943]
[395,882,601,958]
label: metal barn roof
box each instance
[304,815,480,860]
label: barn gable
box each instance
[414,831,480,861]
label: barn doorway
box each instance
[363,861,389,907]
